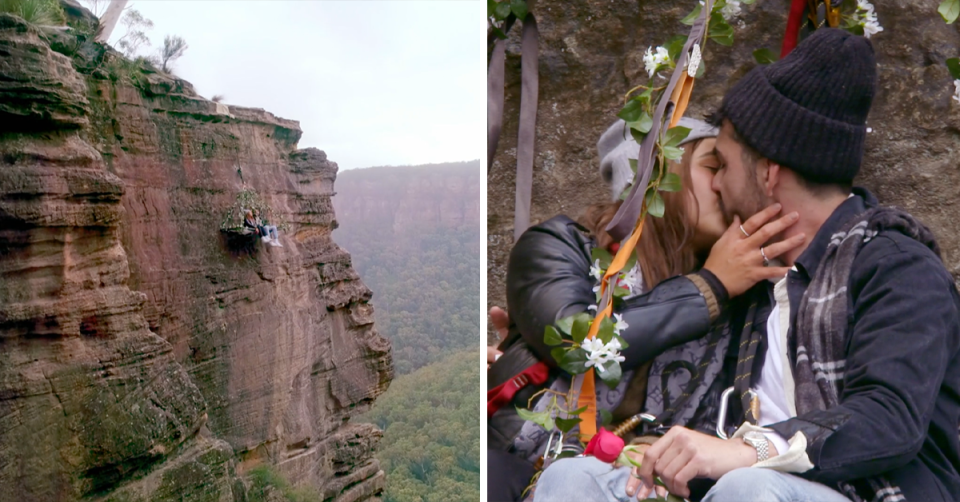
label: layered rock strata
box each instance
[0,9,391,501]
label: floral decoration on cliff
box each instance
[949,58,960,105]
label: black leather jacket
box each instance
[506,215,718,370]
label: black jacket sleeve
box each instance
[768,233,960,484]
[506,216,714,371]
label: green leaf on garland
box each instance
[711,33,734,46]
[598,361,622,389]
[695,58,706,79]
[680,4,702,25]
[662,145,685,161]
[597,316,616,344]
[947,58,960,79]
[628,112,654,135]
[619,184,632,201]
[599,409,613,426]
[663,126,691,147]
[545,325,563,346]
[495,1,512,20]
[646,190,665,218]
[550,346,567,365]
[615,334,629,350]
[491,26,508,40]
[560,348,588,374]
[651,158,662,182]
[555,416,582,433]
[487,0,498,18]
[741,0,756,4]
[665,35,687,61]
[510,0,528,21]
[622,251,637,276]
[939,0,959,24]
[708,13,730,35]
[571,312,592,344]
[659,172,682,192]
[556,315,574,335]
[517,407,553,429]
[628,158,638,175]
[753,48,779,65]
[612,283,631,298]
[617,98,645,122]
[569,405,588,415]
[592,247,614,270]
[709,15,735,46]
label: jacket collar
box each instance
[793,186,878,278]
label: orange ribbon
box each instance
[577,219,647,441]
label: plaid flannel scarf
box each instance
[794,206,940,502]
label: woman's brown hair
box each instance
[578,139,705,289]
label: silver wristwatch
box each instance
[742,431,769,462]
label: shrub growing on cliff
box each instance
[247,465,320,502]
[0,0,65,26]
[115,8,152,58]
[156,34,188,73]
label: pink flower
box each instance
[583,427,625,463]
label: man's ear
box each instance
[761,159,780,197]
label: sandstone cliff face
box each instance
[487,0,960,326]
[0,11,391,502]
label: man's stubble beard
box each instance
[721,179,768,227]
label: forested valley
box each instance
[333,161,482,502]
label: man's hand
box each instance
[703,203,804,298]
[487,307,509,368]
[634,427,761,499]
[624,444,668,500]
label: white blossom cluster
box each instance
[855,0,883,39]
[582,313,630,370]
[720,0,742,21]
[643,46,671,78]
[590,260,643,295]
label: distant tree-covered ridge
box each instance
[333,160,481,374]
[360,351,481,502]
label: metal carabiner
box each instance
[716,387,759,439]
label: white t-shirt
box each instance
[756,273,801,458]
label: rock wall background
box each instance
[487,0,960,339]
[0,7,391,501]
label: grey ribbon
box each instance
[605,0,714,242]
[487,39,506,173]
[514,15,539,242]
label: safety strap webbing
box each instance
[513,15,539,242]
[488,39,506,173]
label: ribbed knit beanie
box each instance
[719,28,876,183]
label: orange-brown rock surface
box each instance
[0,8,391,501]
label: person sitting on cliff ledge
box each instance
[244,209,282,247]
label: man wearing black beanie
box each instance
[629,28,960,502]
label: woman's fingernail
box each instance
[790,212,799,220]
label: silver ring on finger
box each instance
[761,246,770,266]
[739,224,750,238]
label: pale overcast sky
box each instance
[98,1,484,170]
